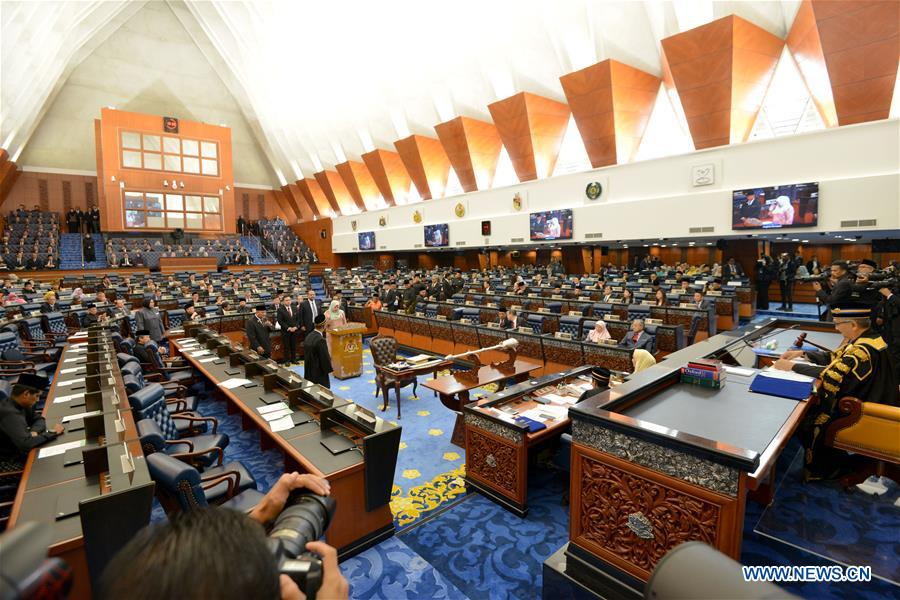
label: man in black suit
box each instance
[578,367,611,403]
[618,319,653,351]
[724,258,743,280]
[246,304,273,358]
[498,308,519,330]
[383,282,401,312]
[89,206,100,233]
[303,314,332,388]
[814,261,855,321]
[277,295,301,364]
[300,289,321,337]
[81,303,100,328]
[737,191,761,226]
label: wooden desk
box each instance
[172,334,398,558]
[423,357,542,447]
[376,357,451,418]
[463,366,594,516]
[158,256,218,274]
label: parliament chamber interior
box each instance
[0,1,898,599]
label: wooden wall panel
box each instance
[3,170,97,215]
[488,92,571,182]
[787,0,839,127]
[361,149,410,207]
[291,218,334,266]
[315,170,360,215]
[232,187,287,222]
[283,182,315,221]
[661,16,783,149]
[434,117,503,192]
[0,155,21,209]
[560,60,660,167]
[336,161,382,211]
[394,135,451,200]
[297,177,336,217]
[94,108,235,233]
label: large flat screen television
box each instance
[358,231,375,251]
[424,223,449,247]
[732,182,818,229]
[530,209,573,241]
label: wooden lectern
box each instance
[330,322,366,379]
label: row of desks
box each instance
[170,326,400,557]
[9,331,153,599]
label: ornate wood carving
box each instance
[242,193,250,217]
[466,428,519,495]
[571,445,738,581]
[62,181,72,212]
[84,180,95,207]
[38,179,49,211]
[257,193,265,218]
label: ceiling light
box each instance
[801,240,809,243]
[792,238,799,242]
[706,242,713,246]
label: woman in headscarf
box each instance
[72,287,83,301]
[770,195,795,226]
[135,298,165,344]
[5,291,25,304]
[632,349,656,373]
[324,299,347,353]
[586,320,611,343]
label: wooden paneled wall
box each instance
[232,187,287,223]
[290,218,334,266]
[3,170,99,214]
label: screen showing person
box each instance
[731,182,818,230]
[424,223,450,247]
[529,209,573,240]
[358,232,376,251]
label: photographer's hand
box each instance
[249,472,332,525]
[305,541,349,600]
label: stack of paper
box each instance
[219,378,252,389]
[38,439,87,459]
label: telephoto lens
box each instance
[268,492,337,600]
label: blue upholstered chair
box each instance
[142,341,198,387]
[147,453,264,517]
[526,314,546,335]
[128,383,213,437]
[546,301,563,314]
[137,418,230,470]
[425,303,438,318]
[121,361,199,412]
[166,309,186,329]
[558,316,582,337]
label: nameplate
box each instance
[605,314,622,321]
[511,305,522,311]
[641,300,654,305]
[415,312,425,317]
[528,294,539,298]
[486,303,497,308]
[517,326,533,334]
[538,308,551,314]
[465,301,474,305]
[551,295,563,299]
[568,311,582,316]
[707,290,722,296]
[598,338,618,346]
[436,315,447,321]
[679,303,694,308]
[554,331,573,340]
[459,318,472,324]
[665,279,677,284]
[562,285,572,289]
[638,279,649,284]
[640,287,653,293]
[645,318,663,325]
[487,322,500,329]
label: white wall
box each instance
[332,119,900,252]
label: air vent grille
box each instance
[379,245,387,250]
[690,226,716,233]
[840,220,858,227]
[585,233,603,239]
[858,219,877,227]
[510,237,525,243]
[414,243,423,248]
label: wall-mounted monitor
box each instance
[424,223,450,247]
[358,231,375,251]
[732,182,818,230]
[530,209,573,241]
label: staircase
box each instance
[240,236,277,265]
[59,233,107,269]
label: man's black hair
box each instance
[97,508,280,600]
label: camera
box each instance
[267,491,337,600]
[797,273,830,283]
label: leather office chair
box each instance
[129,383,214,437]
[369,336,418,400]
[0,331,53,380]
[121,363,198,412]
[142,341,198,388]
[526,314,546,335]
[558,316,582,337]
[147,453,264,517]
[137,418,229,470]
[825,396,900,489]
[165,309,186,329]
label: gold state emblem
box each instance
[413,210,422,224]
[454,202,466,218]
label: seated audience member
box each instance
[578,366,611,402]
[586,320,612,343]
[632,348,656,373]
[95,290,108,305]
[237,298,251,313]
[121,252,133,267]
[621,288,634,305]
[184,303,202,322]
[108,252,120,268]
[0,374,64,469]
[10,252,25,270]
[40,291,59,313]
[618,319,653,351]
[499,308,519,329]
[365,293,382,311]
[27,251,44,270]
[81,303,100,328]
[404,288,428,315]
[654,289,668,307]
[600,285,615,303]
[132,251,145,266]
[97,472,347,600]
[132,330,167,365]
[693,290,713,310]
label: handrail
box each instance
[247,230,277,262]
[80,233,86,268]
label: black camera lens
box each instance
[269,492,336,558]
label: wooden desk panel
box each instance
[158,257,218,274]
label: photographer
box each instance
[98,472,349,600]
[850,258,883,309]
[874,284,900,381]
[812,260,854,320]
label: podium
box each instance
[330,322,366,379]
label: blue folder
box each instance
[514,416,547,433]
[749,372,814,400]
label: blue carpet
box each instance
[756,302,822,320]
[755,449,900,585]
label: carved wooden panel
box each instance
[466,427,521,498]
[570,445,739,581]
[654,326,678,353]
[257,193,265,217]
[430,319,453,342]
[38,179,49,211]
[451,322,479,348]
[242,193,250,217]
[543,338,585,367]
[62,181,72,212]
[84,181,96,208]
[582,344,633,373]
